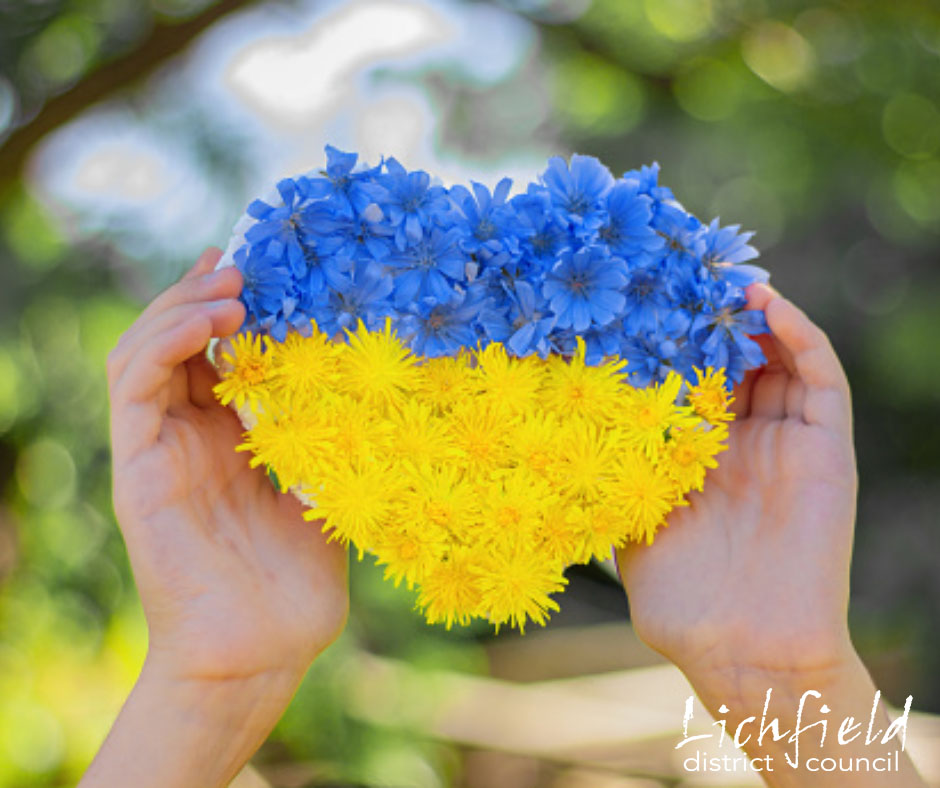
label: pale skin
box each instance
[80,246,926,787]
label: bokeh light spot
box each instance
[882,93,940,160]
[742,20,815,92]
[644,0,713,42]
[673,58,743,122]
[552,52,645,135]
[893,160,940,225]
[16,439,77,510]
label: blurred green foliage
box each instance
[1,0,939,786]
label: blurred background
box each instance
[1,0,939,786]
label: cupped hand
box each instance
[107,248,348,684]
[617,284,858,694]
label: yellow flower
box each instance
[476,547,567,633]
[388,400,455,467]
[541,337,627,425]
[619,371,697,460]
[268,322,339,406]
[553,420,618,501]
[476,470,556,553]
[508,411,564,481]
[373,521,447,590]
[687,366,735,423]
[664,422,728,493]
[474,342,544,417]
[338,319,419,409]
[566,502,633,563]
[447,400,510,479]
[214,332,272,410]
[599,449,682,545]
[417,548,483,629]
[398,463,479,545]
[305,460,403,556]
[328,393,395,464]
[236,409,334,491]
[414,352,475,412]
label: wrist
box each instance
[80,651,306,788]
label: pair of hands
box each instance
[94,246,875,786]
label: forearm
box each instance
[685,649,926,788]
[79,654,304,788]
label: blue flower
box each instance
[620,265,670,334]
[509,186,570,272]
[375,157,452,250]
[448,178,518,259]
[312,262,394,338]
[304,196,394,263]
[540,154,614,228]
[597,181,664,261]
[697,218,769,287]
[302,145,384,216]
[387,227,468,308]
[691,284,768,383]
[234,243,293,321]
[543,246,628,333]
[398,292,483,357]
[478,279,555,358]
[244,178,310,277]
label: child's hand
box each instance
[617,283,857,692]
[617,286,926,786]
[107,247,348,685]
[82,248,347,788]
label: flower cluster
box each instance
[230,146,769,387]
[214,320,735,632]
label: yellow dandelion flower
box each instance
[398,463,479,545]
[338,318,419,409]
[476,547,567,633]
[663,422,729,493]
[476,470,556,553]
[268,322,340,405]
[508,411,564,481]
[305,461,402,555]
[687,366,735,423]
[536,504,586,564]
[447,400,510,478]
[388,400,456,467]
[565,502,633,563]
[619,371,697,460]
[473,342,544,416]
[414,352,476,412]
[541,337,628,425]
[599,449,682,545]
[236,410,334,490]
[328,393,395,464]
[214,331,273,410]
[553,420,618,501]
[373,521,447,590]
[417,548,483,629]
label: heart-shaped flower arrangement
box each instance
[212,146,770,632]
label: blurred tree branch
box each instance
[0,0,259,185]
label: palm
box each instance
[108,251,347,682]
[617,287,856,681]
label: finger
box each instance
[181,247,224,281]
[109,313,214,462]
[749,367,789,419]
[729,367,757,417]
[136,265,242,335]
[108,269,243,385]
[112,299,245,406]
[186,353,223,409]
[763,297,851,432]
